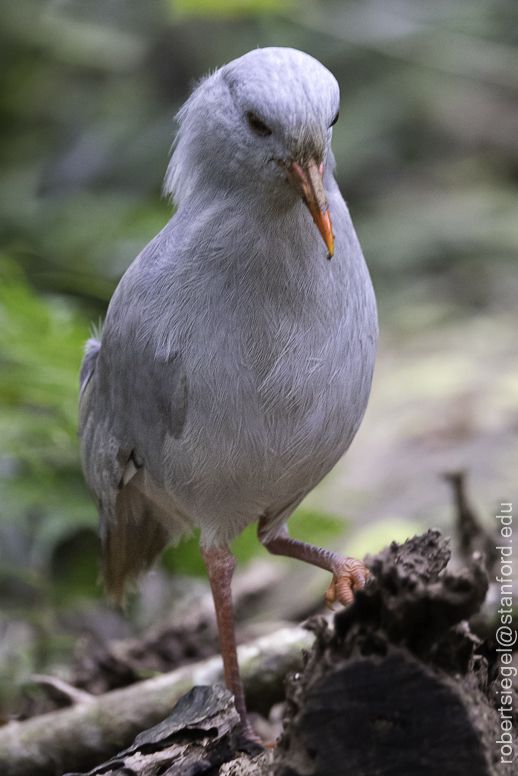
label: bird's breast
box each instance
[163,298,375,545]
[179,289,375,490]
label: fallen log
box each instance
[4,530,516,776]
[64,530,517,776]
[0,626,313,776]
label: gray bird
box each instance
[79,47,378,740]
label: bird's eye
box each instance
[247,112,272,137]
[329,111,339,127]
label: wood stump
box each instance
[275,529,516,775]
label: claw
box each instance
[324,580,336,610]
[323,558,369,609]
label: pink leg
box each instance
[200,544,259,742]
[258,519,368,608]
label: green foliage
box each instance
[170,0,292,17]
[0,256,95,563]
[50,527,101,605]
[161,531,208,577]
[287,508,348,552]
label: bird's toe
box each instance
[236,718,265,754]
[324,557,369,609]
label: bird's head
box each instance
[165,47,340,258]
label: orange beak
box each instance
[287,158,334,259]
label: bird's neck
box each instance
[175,184,334,284]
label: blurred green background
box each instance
[1,0,517,717]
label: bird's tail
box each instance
[101,475,171,605]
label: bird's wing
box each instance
[78,335,190,602]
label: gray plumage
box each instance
[78,47,378,601]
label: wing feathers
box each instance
[79,337,192,603]
[118,450,142,489]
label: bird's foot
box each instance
[235,718,265,754]
[324,557,369,609]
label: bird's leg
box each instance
[200,544,259,742]
[258,519,368,609]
